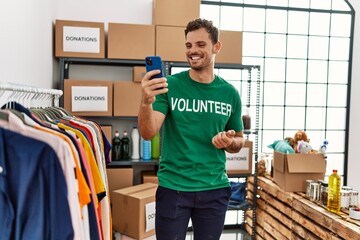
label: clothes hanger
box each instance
[0,110,9,121]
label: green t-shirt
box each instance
[153,70,243,191]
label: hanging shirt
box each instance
[57,123,106,203]
[0,110,87,240]
[0,127,73,240]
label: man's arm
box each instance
[137,69,168,140]
[138,103,165,140]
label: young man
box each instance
[138,18,245,239]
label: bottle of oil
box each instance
[327,169,341,213]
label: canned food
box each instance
[320,181,328,205]
[310,182,320,201]
[306,180,315,199]
[341,190,350,209]
[350,190,359,208]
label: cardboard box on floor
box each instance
[226,140,253,175]
[112,183,158,239]
[273,151,326,192]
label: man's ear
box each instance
[213,41,221,54]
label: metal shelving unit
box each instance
[59,58,261,238]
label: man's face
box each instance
[185,28,218,71]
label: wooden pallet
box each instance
[246,176,360,239]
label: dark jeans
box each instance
[155,186,232,240]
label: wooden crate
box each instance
[246,176,360,239]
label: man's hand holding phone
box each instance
[141,56,168,105]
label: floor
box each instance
[117,229,251,240]
[186,229,251,240]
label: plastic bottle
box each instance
[142,138,151,160]
[327,169,341,213]
[140,137,143,159]
[242,107,251,130]
[131,126,140,159]
[121,130,130,160]
[151,132,160,159]
[111,130,122,161]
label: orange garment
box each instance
[57,123,106,206]
[34,125,91,208]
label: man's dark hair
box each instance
[185,18,219,44]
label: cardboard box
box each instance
[121,234,156,240]
[142,171,158,184]
[226,140,253,175]
[155,25,186,62]
[108,23,155,60]
[273,151,326,192]
[107,168,133,194]
[113,81,142,117]
[64,79,113,116]
[112,183,158,239]
[155,27,243,64]
[216,30,243,64]
[55,19,105,58]
[133,66,147,83]
[154,0,200,27]
[101,125,112,144]
[101,125,113,159]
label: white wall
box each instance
[0,0,56,88]
[0,0,359,190]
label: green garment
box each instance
[153,70,243,191]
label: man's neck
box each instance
[189,68,215,84]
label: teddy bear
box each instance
[293,130,309,153]
[257,159,267,177]
[284,137,295,149]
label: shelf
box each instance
[107,159,159,167]
[59,57,146,66]
[228,201,251,211]
[59,57,261,239]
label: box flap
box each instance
[113,183,157,195]
[273,151,286,173]
[286,154,325,173]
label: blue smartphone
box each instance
[145,56,163,79]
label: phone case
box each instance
[145,56,163,79]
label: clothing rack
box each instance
[0,82,63,107]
